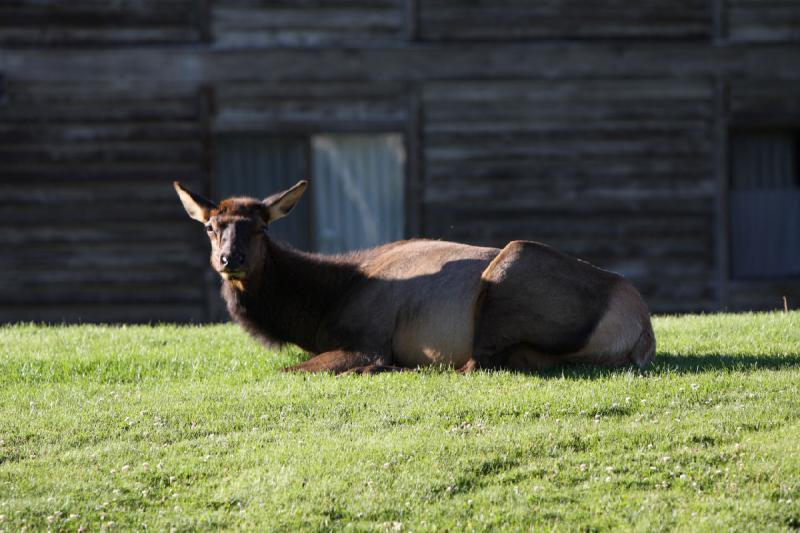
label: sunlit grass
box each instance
[1,313,799,531]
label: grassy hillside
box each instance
[1,313,799,531]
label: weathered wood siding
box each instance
[212,0,405,47]
[0,0,798,321]
[213,82,408,133]
[419,0,711,40]
[726,0,800,41]
[0,82,209,322]
[729,81,800,125]
[0,0,206,45]
[422,79,716,311]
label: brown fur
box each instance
[174,181,656,374]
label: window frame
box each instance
[718,86,800,311]
[211,126,414,253]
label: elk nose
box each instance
[220,252,245,270]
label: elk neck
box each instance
[221,238,362,353]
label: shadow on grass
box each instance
[535,352,800,380]
[656,352,800,372]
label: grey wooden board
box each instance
[420,78,716,310]
[2,45,800,84]
[0,0,799,319]
[212,0,405,47]
[419,0,711,40]
[0,0,205,45]
[0,81,209,323]
[726,0,800,41]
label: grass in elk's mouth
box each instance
[0,312,799,531]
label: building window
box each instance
[729,131,800,279]
[215,132,405,253]
[311,133,405,253]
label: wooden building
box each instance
[1,0,799,322]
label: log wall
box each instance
[0,0,799,320]
[0,81,210,322]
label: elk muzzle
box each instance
[219,251,246,276]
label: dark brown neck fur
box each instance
[221,239,363,353]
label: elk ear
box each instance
[173,182,217,223]
[262,180,308,223]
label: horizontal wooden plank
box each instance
[2,80,199,100]
[0,267,207,287]
[0,82,202,131]
[726,0,800,42]
[0,285,205,306]
[0,27,200,45]
[0,0,203,44]
[425,232,713,262]
[0,170,204,185]
[425,140,710,163]
[215,0,401,9]
[0,303,209,324]
[0,1,199,18]
[424,78,714,103]
[0,203,196,224]
[0,122,202,144]
[216,81,407,100]
[0,179,202,203]
[425,165,712,198]
[729,81,800,123]
[0,163,202,180]
[0,103,199,123]
[214,81,407,130]
[727,281,800,311]
[423,183,715,206]
[0,142,202,165]
[0,224,203,246]
[2,44,800,84]
[426,119,710,136]
[4,248,204,272]
[419,0,711,40]
[637,281,716,313]
[426,157,713,181]
[214,7,400,29]
[216,103,407,130]
[212,2,403,46]
[423,196,712,220]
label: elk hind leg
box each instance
[284,350,379,374]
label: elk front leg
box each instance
[283,350,382,374]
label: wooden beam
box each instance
[713,76,730,311]
[2,43,800,84]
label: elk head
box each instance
[174,180,308,282]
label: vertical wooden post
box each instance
[712,0,728,43]
[405,0,420,42]
[713,76,730,311]
[197,0,213,44]
[198,85,223,322]
[405,84,424,238]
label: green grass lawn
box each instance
[1,313,799,532]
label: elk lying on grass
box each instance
[175,181,656,374]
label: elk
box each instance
[174,180,656,374]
